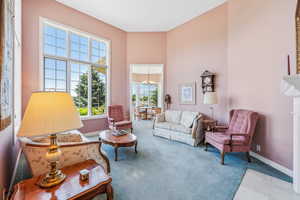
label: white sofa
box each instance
[153,110,204,146]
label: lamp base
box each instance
[37,133,66,188]
[38,169,66,188]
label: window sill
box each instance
[81,114,107,121]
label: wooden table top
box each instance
[99,130,137,145]
[139,106,155,109]
[11,160,112,200]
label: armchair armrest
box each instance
[107,117,115,122]
[228,133,249,145]
[107,117,116,127]
[214,125,228,132]
[215,125,228,129]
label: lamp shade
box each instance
[203,92,218,105]
[18,92,83,137]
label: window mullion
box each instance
[88,37,92,63]
[66,61,71,92]
[88,65,92,116]
[66,31,71,93]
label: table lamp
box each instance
[18,92,83,188]
[203,92,218,119]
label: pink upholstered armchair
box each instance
[108,105,133,133]
[205,109,259,165]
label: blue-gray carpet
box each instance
[14,121,292,200]
[90,121,292,200]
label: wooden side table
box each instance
[203,119,217,131]
[11,160,113,200]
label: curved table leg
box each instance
[114,147,118,161]
[135,141,138,153]
[106,183,113,200]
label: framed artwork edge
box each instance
[178,82,196,105]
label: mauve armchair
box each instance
[108,105,133,133]
[205,109,259,165]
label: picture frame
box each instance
[0,0,14,131]
[179,82,196,105]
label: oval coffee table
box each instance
[99,130,138,161]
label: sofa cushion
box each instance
[170,124,192,134]
[165,110,182,124]
[180,111,199,128]
[155,122,172,130]
[155,122,191,134]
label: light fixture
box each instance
[18,92,82,187]
[203,92,218,119]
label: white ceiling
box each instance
[56,0,227,32]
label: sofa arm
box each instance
[86,142,110,174]
[153,113,165,129]
[156,113,165,123]
[191,115,204,143]
[22,141,110,177]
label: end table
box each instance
[11,160,113,200]
[203,119,217,132]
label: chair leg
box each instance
[204,142,208,151]
[106,183,113,200]
[221,152,225,165]
[131,128,133,133]
[246,152,251,163]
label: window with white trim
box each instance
[42,22,109,117]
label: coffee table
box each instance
[99,130,138,161]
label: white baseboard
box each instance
[250,151,293,177]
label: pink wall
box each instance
[22,0,127,133]
[165,0,296,169]
[227,0,296,169]
[126,32,166,107]
[166,4,228,123]
[20,0,296,171]
[127,32,166,64]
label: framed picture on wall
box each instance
[0,0,14,131]
[179,82,196,105]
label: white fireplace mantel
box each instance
[281,74,300,193]
[281,75,300,97]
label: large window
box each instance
[42,21,110,117]
[132,83,158,107]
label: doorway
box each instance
[129,64,164,120]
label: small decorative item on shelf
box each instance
[79,169,90,181]
[287,54,291,75]
[201,70,216,94]
[164,94,171,109]
[112,130,128,136]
